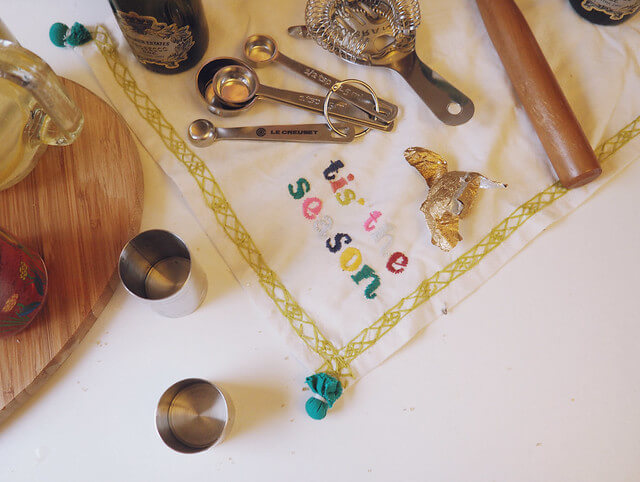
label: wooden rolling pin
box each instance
[475,0,601,189]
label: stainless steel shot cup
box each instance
[118,230,207,317]
[156,378,234,453]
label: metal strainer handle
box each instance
[388,51,475,126]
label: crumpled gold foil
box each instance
[405,147,507,251]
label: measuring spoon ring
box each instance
[187,119,355,146]
[242,34,398,123]
[204,61,393,132]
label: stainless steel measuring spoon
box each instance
[210,64,393,132]
[242,34,398,123]
[187,119,355,146]
[195,58,394,132]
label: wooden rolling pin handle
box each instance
[475,0,601,189]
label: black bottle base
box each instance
[568,0,639,25]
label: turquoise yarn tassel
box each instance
[67,23,92,46]
[304,373,343,420]
[49,22,91,47]
[49,23,68,47]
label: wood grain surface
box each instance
[0,78,143,425]
[475,0,601,189]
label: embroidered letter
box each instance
[326,233,352,253]
[314,215,334,238]
[364,211,382,232]
[371,222,394,256]
[323,160,344,180]
[386,252,409,274]
[330,174,354,193]
[288,178,310,200]
[302,197,323,220]
[351,265,380,299]
[339,247,362,272]
[336,189,356,206]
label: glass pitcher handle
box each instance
[0,18,18,43]
[0,40,83,146]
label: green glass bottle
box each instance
[108,0,209,73]
[568,0,640,25]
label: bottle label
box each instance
[580,0,640,20]
[116,10,194,69]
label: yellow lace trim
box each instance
[93,26,640,385]
[93,27,343,372]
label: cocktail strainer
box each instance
[302,0,474,125]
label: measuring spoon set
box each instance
[189,34,398,147]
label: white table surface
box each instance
[1,1,639,481]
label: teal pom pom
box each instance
[305,397,328,420]
[49,22,69,47]
[304,373,343,420]
[67,22,91,46]
[49,22,91,47]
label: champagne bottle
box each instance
[568,0,640,24]
[108,0,209,73]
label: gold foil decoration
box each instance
[405,147,506,251]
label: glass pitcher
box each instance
[0,26,83,191]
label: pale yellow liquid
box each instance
[0,79,46,190]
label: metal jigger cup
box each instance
[156,378,234,453]
[118,230,207,318]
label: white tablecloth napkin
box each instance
[78,0,640,391]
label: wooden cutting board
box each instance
[0,78,143,424]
